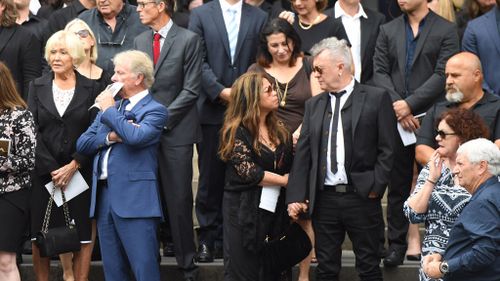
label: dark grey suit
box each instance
[188,1,267,250]
[373,10,459,255]
[134,23,202,276]
[287,83,396,280]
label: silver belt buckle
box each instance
[336,185,347,192]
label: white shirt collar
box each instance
[219,0,242,13]
[155,18,173,39]
[126,89,149,110]
[334,2,367,19]
[329,77,356,98]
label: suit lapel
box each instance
[351,83,365,138]
[312,93,330,137]
[210,1,231,61]
[63,72,93,116]
[360,16,370,67]
[36,73,62,120]
[154,23,178,75]
[130,93,152,116]
[395,16,407,81]
[0,26,17,56]
[233,4,251,62]
[485,11,500,55]
[411,11,435,66]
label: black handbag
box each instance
[262,222,312,273]
[35,186,81,257]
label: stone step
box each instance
[19,252,420,281]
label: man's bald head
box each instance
[445,52,484,104]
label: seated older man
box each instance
[423,138,500,281]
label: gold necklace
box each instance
[274,78,289,108]
[298,15,321,30]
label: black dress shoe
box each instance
[406,254,421,261]
[195,243,213,263]
[383,249,405,267]
[163,242,175,257]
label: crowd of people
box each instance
[0,0,499,281]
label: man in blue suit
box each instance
[188,0,267,262]
[76,50,168,281]
[462,1,500,96]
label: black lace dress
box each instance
[223,127,293,281]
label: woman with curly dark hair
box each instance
[220,72,293,280]
[403,108,490,281]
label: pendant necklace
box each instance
[298,15,321,30]
[275,77,289,108]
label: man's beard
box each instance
[446,85,464,103]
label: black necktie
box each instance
[330,90,346,174]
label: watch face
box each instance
[440,261,449,273]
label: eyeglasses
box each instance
[437,130,457,139]
[74,29,90,38]
[136,1,157,8]
[313,65,324,75]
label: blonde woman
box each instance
[428,0,456,22]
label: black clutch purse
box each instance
[262,222,312,273]
[35,186,80,257]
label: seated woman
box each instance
[219,72,293,281]
[0,62,36,281]
[404,108,490,281]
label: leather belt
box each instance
[97,179,108,187]
[323,184,356,193]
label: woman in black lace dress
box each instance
[219,72,293,281]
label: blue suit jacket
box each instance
[76,93,168,219]
[188,1,267,124]
[462,9,500,96]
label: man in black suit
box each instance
[324,0,385,84]
[373,0,459,266]
[134,0,202,279]
[287,37,396,281]
[188,0,267,262]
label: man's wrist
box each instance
[439,260,449,275]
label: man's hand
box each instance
[292,126,301,149]
[278,11,295,25]
[393,100,411,120]
[399,114,420,132]
[219,88,232,103]
[287,201,308,220]
[96,90,115,111]
[108,131,122,143]
[423,253,443,279]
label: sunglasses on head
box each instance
[437,130,457,139]
[313,65,324,75]
[74,29,90,38]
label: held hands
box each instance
[393,100,411,120]
[95,89,115,111]
[51,160,79,190]
[287,201,308,220]
[422,253,444,279]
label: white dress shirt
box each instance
[154,19,173,51]
[324,77,355,186]
[99,90,149,180]
[334,2,367,82]
[219,0,242,42]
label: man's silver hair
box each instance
[457,138,500,175]
[113,50,155,88]
[310,37,352,70]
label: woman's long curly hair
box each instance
[219,72,289,161]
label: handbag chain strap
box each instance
[41,185,72,233]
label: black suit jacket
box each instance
[324,7,386,84]
[373,11,460,115]
[0,25,42,100]
[27,71,99,178]
[134,23,202,146]
[189,1,267,124]
[286,83,396,214]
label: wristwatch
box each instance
[439,261,449,275]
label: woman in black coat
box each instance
[28,30,99,281]
[0,0,42,100]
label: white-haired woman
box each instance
[28,30,100,281]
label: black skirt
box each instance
[0,188,30,252]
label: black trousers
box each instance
[313,189,383,281]
[386,140,415,252]
[196,124,225,248]
[158,140,197,276]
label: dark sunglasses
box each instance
[74,29,90,38]
[437,130,457,139]
[313,65,324,75]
